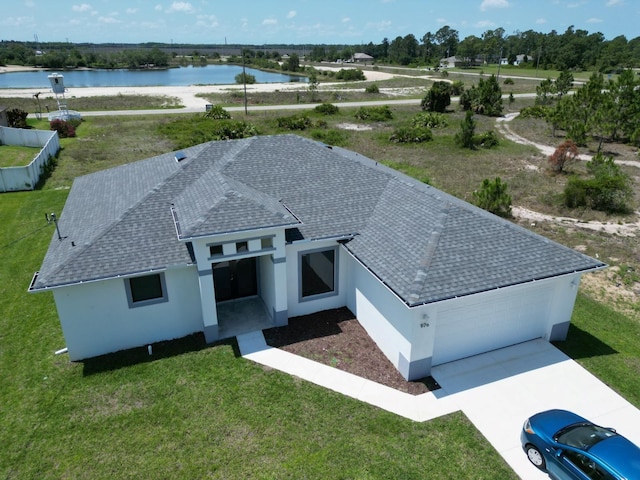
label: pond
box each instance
[0,64,306,89]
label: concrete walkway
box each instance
[237,333,640,480]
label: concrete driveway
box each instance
[239,334,640,480]
[431,339,640,479]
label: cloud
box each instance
[72,3,92,12]
[605,0,622,5]
[476,20,495,28]
[365,20,392,31]
[0,15,34,27]
[98,16,121,24]
[167,1,195,13]
[536,18,547,24]
[196,14,219,28]
[125,8,138,14]
[586,17,603,23]
[480,0,509,11]
[342,17,350,23]
[287,10,296,19]
[262,18,277,25]
[155,5,163,12]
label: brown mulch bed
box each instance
[263,307,439,395]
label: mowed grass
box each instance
[0,94,183,114]
[0,191,518,479]
[0,144,42,167]
[3,95,640,478]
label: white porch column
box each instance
[197,267,219,342]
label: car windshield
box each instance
[555,423,618,450]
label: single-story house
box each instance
[439,56,483,69]
[29,135,605,380]
[351,53,374,64]
[501,54,528,66]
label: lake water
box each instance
[0,65,306,89]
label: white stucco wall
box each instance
[286,240,348,317]
[53,266,202,360]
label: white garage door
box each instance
[432,285,551,366]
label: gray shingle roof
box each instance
[31,134,605,306]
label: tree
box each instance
[307,71,319,101]
[235,72,256,84]
[548,140,579,173]
[460,75,503,116]
[457,35,482,67]
[473,178,512,217]
[285,53,300,72]
[421,81,451,112]
[455,110,476,149]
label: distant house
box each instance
[501,54,528,66]
[439,55,482,68]
[30,135,605,380]
[351,52,374,64]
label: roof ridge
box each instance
[405,202,452,304]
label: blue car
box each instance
[521,409,640,479]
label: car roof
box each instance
[589,435,640,479]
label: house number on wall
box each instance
[420,322,429,328]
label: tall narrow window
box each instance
[125,273,168,307]
[300,248,336,299]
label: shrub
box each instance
[7,108,29,128]
[519,105,551,119]
[204,104,231,119]
[421,81,451,112]
[412,112,448,129]
[473,177,512,217]
[450,81,464,96]
[335,69,366,81]
[389,126,433,144]
[49,119,76,138]
[158,117,257,149]
[548,140,579,173]
[314,103,339,115]
[475,130,499,149]
[503,77,514,85]
[454,110,476,149]
[354,105,393,121]
[365,83,380,94]
[235,72,256,84]
[310,129,348,147]
[564,154,634,213]
[276,114,312,130]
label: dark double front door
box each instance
[212,258,257,302]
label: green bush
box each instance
[503,78,514,85]
[354,105,393,121]
[310,129,349,147]
[389,126,433,144]
[475,130,500,148]
[314,103,339,115]
[412,112,448,129]
[276,114,312,130]
[421,81,451,113]
[450,81,465,96]
[365,83,380,94]
[158,116,257,149]
[235,72,256,84]
[454,110,476,149]
[519,105,551,119]
[473,177,512,217]
[564,154,634,213]
[335,69,366,81]
[204,105,231,119]
[7,108,29,128]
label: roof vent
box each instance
[175,151,187,162]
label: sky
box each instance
[2,0,638,45]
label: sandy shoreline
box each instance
[0,64,396,109]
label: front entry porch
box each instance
[216,297,274,340]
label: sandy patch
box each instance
[337,123,373,131]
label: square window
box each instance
[236,241,248,253]
[301,249,336,298]
[126,273,167,307]
[261,237,273,249]
[209,244,223,257]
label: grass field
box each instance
[2,73,639,478]
[0,144,41,167]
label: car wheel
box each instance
[525,444,546,470]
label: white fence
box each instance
[0,127,60,192]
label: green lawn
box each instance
[2,97,639,478]
[0,190,519,479]
[0,144,41,167]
